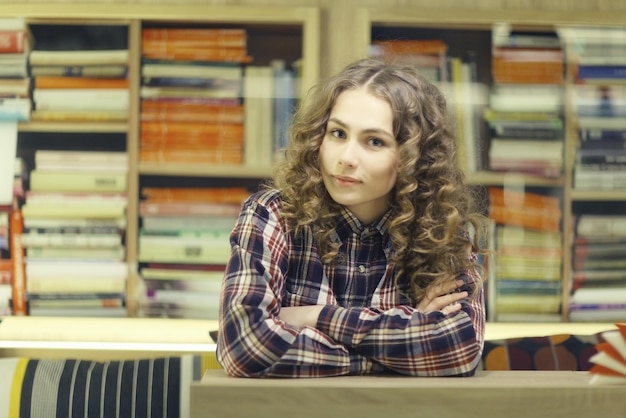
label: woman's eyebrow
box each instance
[328,117,393,138]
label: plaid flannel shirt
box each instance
[217,189,485,377]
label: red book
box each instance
[0,30,29,53]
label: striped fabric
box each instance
[0,354,217,418]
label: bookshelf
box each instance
[354,7,626,322]
[0,4,320,318]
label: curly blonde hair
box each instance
[271,57,488,305]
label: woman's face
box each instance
[319,86,399,224]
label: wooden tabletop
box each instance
[191,369,626,418]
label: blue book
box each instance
[577,65,626,79]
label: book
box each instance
[0,28,30,54]
[29,170,127,193]
[138,229,232,264]
[26,245,125,261]
[570,287,626,305]
[138,201,242,217]
[142,215,237,232]
[26,276,126,294]
[10,209,26,315]
[141,187,249,203]
[33,88,129,112]
[34,76,129,89]
[29,49,130,66]
[30,109,129,122]
[141,100,244,124]
[0,97,31,122]
[141,61,243,80]
[577,215,626,237]
[140,85,240,100]
[588,323,626,384]
[30,64,128,78]
[0,122,18,204]
[489,204,561,232]
[34,150,128,168]
[569,304,626,322]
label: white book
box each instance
[25,260,128,280]
[33,88,129,111]
[570,287,626,305]
[29,49,129,66]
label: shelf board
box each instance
[18,121,128,133]
[466,171,564,187]
[139,162,273,178]
[570,189,626,201]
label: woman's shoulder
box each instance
[244,188,283,213]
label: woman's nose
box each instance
[337,139,358,168]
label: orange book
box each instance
[10,209,26,315]
[34,76,129,89]
[372,39,447,56]
[141,187,250,203]
[141,102,244,124]
[141,121,244,141]
[492,59,564,84]
[142,48,252,63]
[488,187,561,211]
[141,139,243,151]
[142,38,246,49]
[142,28,246,42]
[139,149,243,164]
[489,205,561,232]
[0,259,11,285]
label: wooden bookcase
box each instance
[2,3,625,326]
[353,7,626,322]
[0,4,320,317]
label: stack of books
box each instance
[486,25,565,177]
[569,214,626,322]
[137,186,248,319]
[0,17,31,121]
[559,26,626,190]
[139,27,250,165]
[488,187,563,322]
[369,39,449,84]
[29,45,129,122]
[18,150,129,317]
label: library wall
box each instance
[2,0,626,77]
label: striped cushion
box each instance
[0,355,214,418]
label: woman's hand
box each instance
[416,279,468,315]
[279,305,325,329]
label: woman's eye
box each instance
[369,137,384,147]
[329,129,346,139]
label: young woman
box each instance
[217,57,488,378]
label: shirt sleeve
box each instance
[217,196,381,378]
[316,266,486,377]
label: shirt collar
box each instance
[333,207,392,242]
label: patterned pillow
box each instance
[0,353,220,418]
[481,333,601,371]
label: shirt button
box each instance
[358,265,366,273]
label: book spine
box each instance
[10,209,26,315]
[0,30,26,53]
[577,65,626,79]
